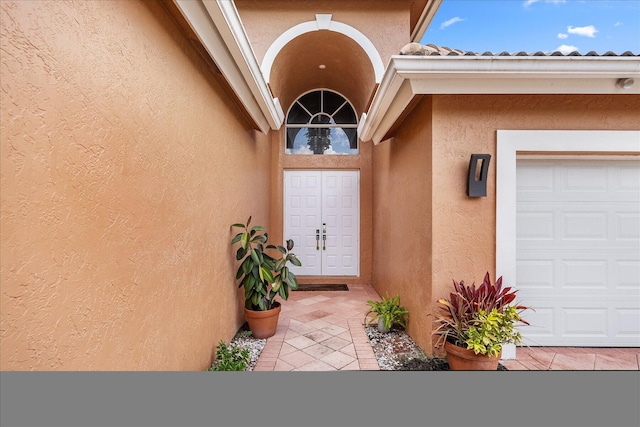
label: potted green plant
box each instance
[432,272,531,370]
[231,216,301,339]
[365,292,409,333]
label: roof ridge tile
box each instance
[399,43,638,57]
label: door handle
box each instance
[316,229,320,250]
[322,223,326,251]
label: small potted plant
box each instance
[231,216,301,339]
[432,272,531,370]
[365,292,409,333]
[208,340,250,371]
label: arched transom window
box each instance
[285,89,358,155]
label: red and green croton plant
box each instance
[433,272,532,357]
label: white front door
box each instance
[284,170,359,276]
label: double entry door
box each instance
[284,170,359,276]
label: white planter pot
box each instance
[377,318,390,333]
[500,343,516,360]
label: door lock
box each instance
[316,229,320,251]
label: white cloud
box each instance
[567,25,598,38]
[524,0,565,7]
[615,22,623,27]
[287,145,313,155]
[556,44,579,54]
[557,33,568,39]
[440,17,464,30]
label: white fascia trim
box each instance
[495,130,640,293]
[410,0,443,43]
[360,55,640,144]
[174,0,284,133]
[358,69,413,144]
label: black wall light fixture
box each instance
[466,154,491,197]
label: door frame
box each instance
[283,169,360,277]
[496,130,640,348]
[496,130,640,287]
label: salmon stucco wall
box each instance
[373,94,640,354]
[1,0,271,370]
[371,97,433,352]
[235,0,410,66]
[430,94,640,325]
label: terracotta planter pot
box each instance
[444,341,501,371]
[244,302,281,339]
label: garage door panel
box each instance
[563,307,608,338]
[518,205,638,243]
[563,164,608,192]
[519,248,630,262]
[517,260,554,289]
[517,165,555,193]
[518,160,639,202]
[518,298,640,346]
[517,158,640,346]
[517,212,554,239]
[562,212,608,240]
[518,256,637,293]
[615,261,640,289]
[519,259,637,291]
[616,163,640,194]
[519,291,637,301]
[519,306,555,343]
[562,260,607,289]
[616,213,640,240]
[615,308,640,338]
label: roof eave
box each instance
[360,55,640,144]
[410,0,443,43]
[174,0,284,133]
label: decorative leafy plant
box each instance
[365,293,409,332]
[465,306,524,357]
[231,216,301,311]
[433,272,531,353]
[209,340,250,371]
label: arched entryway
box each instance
[264,21,377,286]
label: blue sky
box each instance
[421,0,640,55]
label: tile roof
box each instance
[399,42,639,57]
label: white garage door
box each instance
[516,157,640,347]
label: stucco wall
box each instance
[235,0,410,65]
[1,0,271,370]
[430,94,640,313]
[372,94,640,354]
[371,97,433,352]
